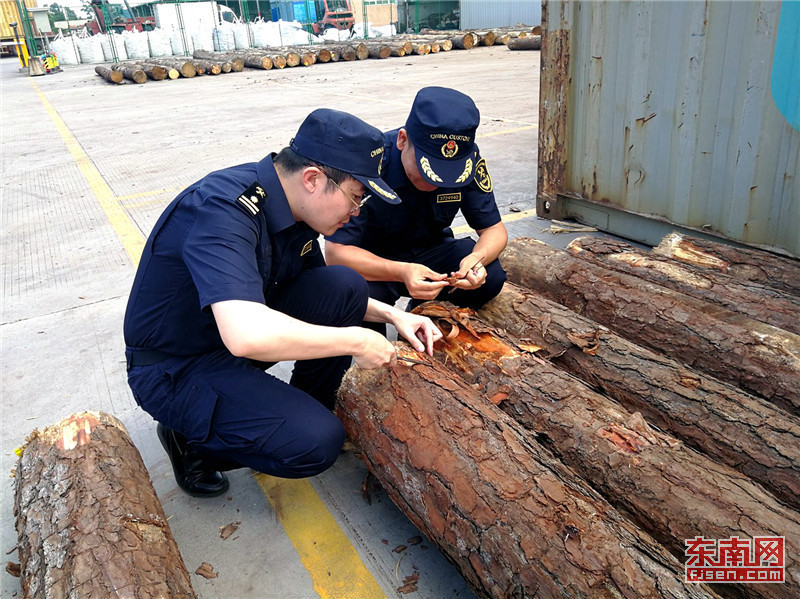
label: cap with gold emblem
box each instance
[405,87,480,188]
[290,108,400,204]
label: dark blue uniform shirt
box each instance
[124,154,323,357]
[326,129,501,260]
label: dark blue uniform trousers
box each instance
[366,237,506,335]
[127,266,368,479]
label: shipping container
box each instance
[539,0,799,257]
[1,0,37,41]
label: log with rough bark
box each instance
[94,65,122,84]
[141,61,179,79]
[413,303,800,597]
[478,283,800,509]
[655,232,800,298]
[147,58,196,77]
[323,44,357,61]
[338,352,718,599]
[110,64,147,84]
[395,35,450,51]
[113,62,167,80]
[363,43,390,59]
[191,59,222,75]
[501,238,800,414]
[420,28,474,49]
[352,41,369,60]
[568,236,800,335]
[14,412,195,598]
[284,47,316,66]
[192,50,244,71]
[507,35,542,50]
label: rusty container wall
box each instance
[539,0,799,257]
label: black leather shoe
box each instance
[157,424,229,498]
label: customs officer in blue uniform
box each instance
[325,87,508,333]
[124,109,441,497]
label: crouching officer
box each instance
[324,86,508,334]
[124,108,442,498]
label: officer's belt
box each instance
[125,348,173,368]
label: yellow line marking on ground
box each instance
[452,207,538,235]
[256,474,387,599]
[31,80,145,266]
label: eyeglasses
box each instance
[326,175,371,215]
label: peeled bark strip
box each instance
[478,283,800,509]
[413,303,800,598]
[14,412,195,598]
[338,354,717,599]
[507,35,542,50]
[501,238,800,414]
[654,232,800,298]
[569,236,800,335]
[94,65,122,83]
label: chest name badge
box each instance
[300,240,313,256]
[237,181,266,216]
[475,159,493,193]
[436,192,462,203]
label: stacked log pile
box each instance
[338,232,800,597]
[93,26,539,84]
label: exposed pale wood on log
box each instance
[501,238,800,414]
[94,65,122,84]
[413,303,800,598]
[14,412,195,598]
[114,62,167,80]
[419,29,474,49]
[568,237,800,336]
[140,61,179,79]
[323,44,357,61]
[508,35,542,50]
[654,232,800,298]
[365,43,390,59]
[478,283,800,510]
[145,58,196,77]
[338,354,718,599]
[191,59,222,75]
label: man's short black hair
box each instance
[274,147,350,191]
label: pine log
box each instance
[283,51,302,67]
[410,41,430,55]
[146,58,196,77]
[478,283,800,510]
[414,302,800,598]
[507,35,542,50]
[192,50,243,71]
[140,61,179,79]
[365,43,390,59]
[327,48,340,61]
[94,65,122,84]
[323,44,357,61]
[284,47,316,66]
[654,232,800,298]
[501,238,800,414]
[353,41,369,60]
[568,236,800,336]
[14,412,195,598]
[395,35,450,51]
[113,62,166,80]
[420,29,474,49]
[190,59,222,75]
[111,65,147,84]
[291,45,332,63]
[338,352,718,599]
[241,53,273,69]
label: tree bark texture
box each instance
[114,62,166,80]
[190,59,222,75]
[654,233,800,298]
[110,65,146,84]
[145,58,196,77]
[322,44,357,61]
[411,303,800,598]
[478,283,800,510]
[338,355,718,599]
[507,36,542,50]
[14,412,195,599]
[419,29,475,49]
[568,236,800,336]
[139,62,178,79]
[501,238,800,415]
[94,66,122,84]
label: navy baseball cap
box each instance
[405,87,480,188]
[291,108,399,204]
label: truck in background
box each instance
[86,0,155,34]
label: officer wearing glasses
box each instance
[124,108,442,498]
[324,87,508,333]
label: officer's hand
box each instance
[403,263,449,300]
[392,312,443,356]
[352,329,399,369]
[449,254,487,291]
